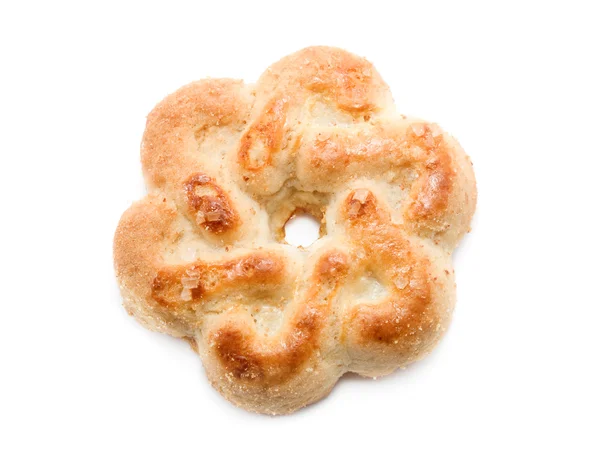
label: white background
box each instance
[1,1,599,449]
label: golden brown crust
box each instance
[151,252,286,308]
[141,79,251,188]
[114,46,477,414]
[256,46,391,112]
[339,190,449,372]
[238,97,289,171]
[183,172,240,235]
[208,251,348,385]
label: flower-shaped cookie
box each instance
[114,46,477,414]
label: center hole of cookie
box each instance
[284,213,320,248]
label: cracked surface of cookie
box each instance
[113,46,477,414]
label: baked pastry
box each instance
[113,46,477,414]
